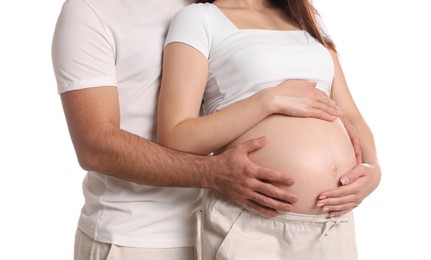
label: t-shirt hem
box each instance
[78,223,198,248]
[57,77,117,94]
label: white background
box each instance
[1,0,430,259]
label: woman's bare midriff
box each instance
[225,115,357,214]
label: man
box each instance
[52,0,380,259]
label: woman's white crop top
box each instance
[165,3,334,115]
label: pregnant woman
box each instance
[157,0,379,259]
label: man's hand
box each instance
[209,136,298,217]
[316,163,381,217]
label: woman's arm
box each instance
[329,49,378,166]
[158,43,343,154]
[316,49,381,217]
[158,42,266,154]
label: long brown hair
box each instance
[195,0,335,51]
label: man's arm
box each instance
[316,50,381,217]
[61,86,297,217]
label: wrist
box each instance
[255,88,278,116]
[198,155,219,190]
[202,152,233,194]
[361,158,380,169]
[359,162,382,183]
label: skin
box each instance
[158,0,380,217]
[61,84,337,217]
[60,76,349,217]
[316,49,381,217]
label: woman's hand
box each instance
[315,164,381,217]
[261,80,343,121]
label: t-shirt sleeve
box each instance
[52,0,117,94]
[164,4,211,59]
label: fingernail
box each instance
[316,202,324,207]
[340,176,350,185]
[319,195,327,200]
[323,207,329,212]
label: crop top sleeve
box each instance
[164,4,211,59]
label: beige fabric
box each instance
[74,229,111,260]
[74,229,198,260]
[202,190,357,260]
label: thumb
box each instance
[339,165,363,185]
[238,136,268,154]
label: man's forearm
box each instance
[77,124,211,188]
[75,125,301,217]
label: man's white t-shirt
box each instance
[52,0,200,248]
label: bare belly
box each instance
[226,115,356,214]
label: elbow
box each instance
[71,136,110,173]
[68,121,121,173]
[74,145,103,172]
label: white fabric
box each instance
[165,3,334,115]
[52,0,202,248]
[74,229,198,260]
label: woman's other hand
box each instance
[315,163,381,217]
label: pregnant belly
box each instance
[226,115,356,214]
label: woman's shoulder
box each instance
[181,2,214,11]
[169,3,220,34]
[166,2,233,55]
[173,3,216,20]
